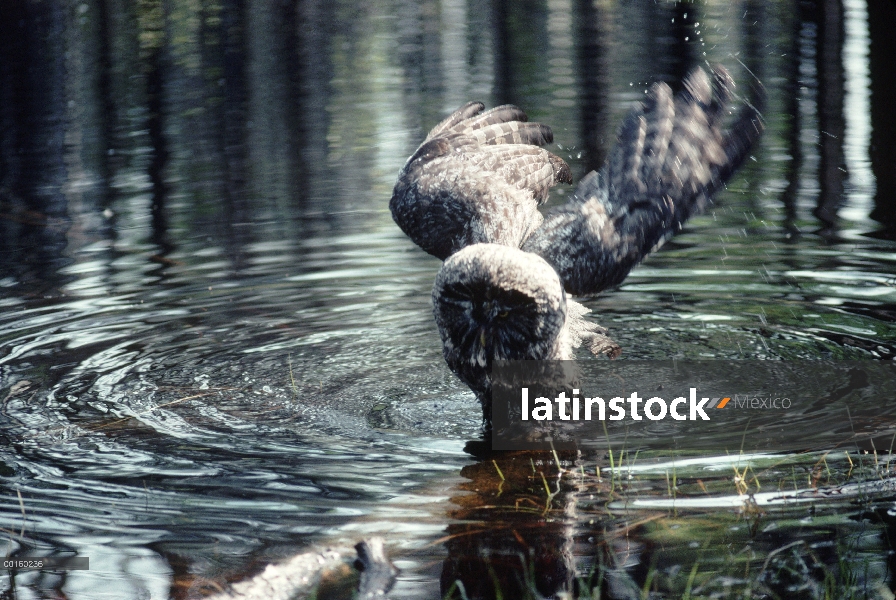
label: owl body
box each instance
[391,68,764,425]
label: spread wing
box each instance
[521,66,765,296]
[389,102,572,260]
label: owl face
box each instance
[432,244,567,396]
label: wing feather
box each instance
[425,101,484,141]
[462,121,555,146]
[455,104,529,131]
[522,65,765,296]
[463,145,572,202]
[391,103,571,259]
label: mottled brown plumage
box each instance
[390,67,764,424]
[390,102,572,260]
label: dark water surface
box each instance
[2,0,896,598]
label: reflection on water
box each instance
[1,1,895,598]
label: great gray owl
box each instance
[390,66,764,424]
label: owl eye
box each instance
[498,311,509,318]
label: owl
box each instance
[390,66,764,424]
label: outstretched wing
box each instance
[521,66,764,296]
[390,102,572,260]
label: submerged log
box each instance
[209,537,396,600]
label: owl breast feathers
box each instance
[390,66,764,423]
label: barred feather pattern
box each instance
[522,66,764,296]
[395,67,763,425]
[390,103,573,260]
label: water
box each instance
[1,1,896,598]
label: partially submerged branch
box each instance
[208,537,396,600]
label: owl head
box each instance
[432,244,567,418]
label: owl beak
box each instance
[479,327,487,348]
